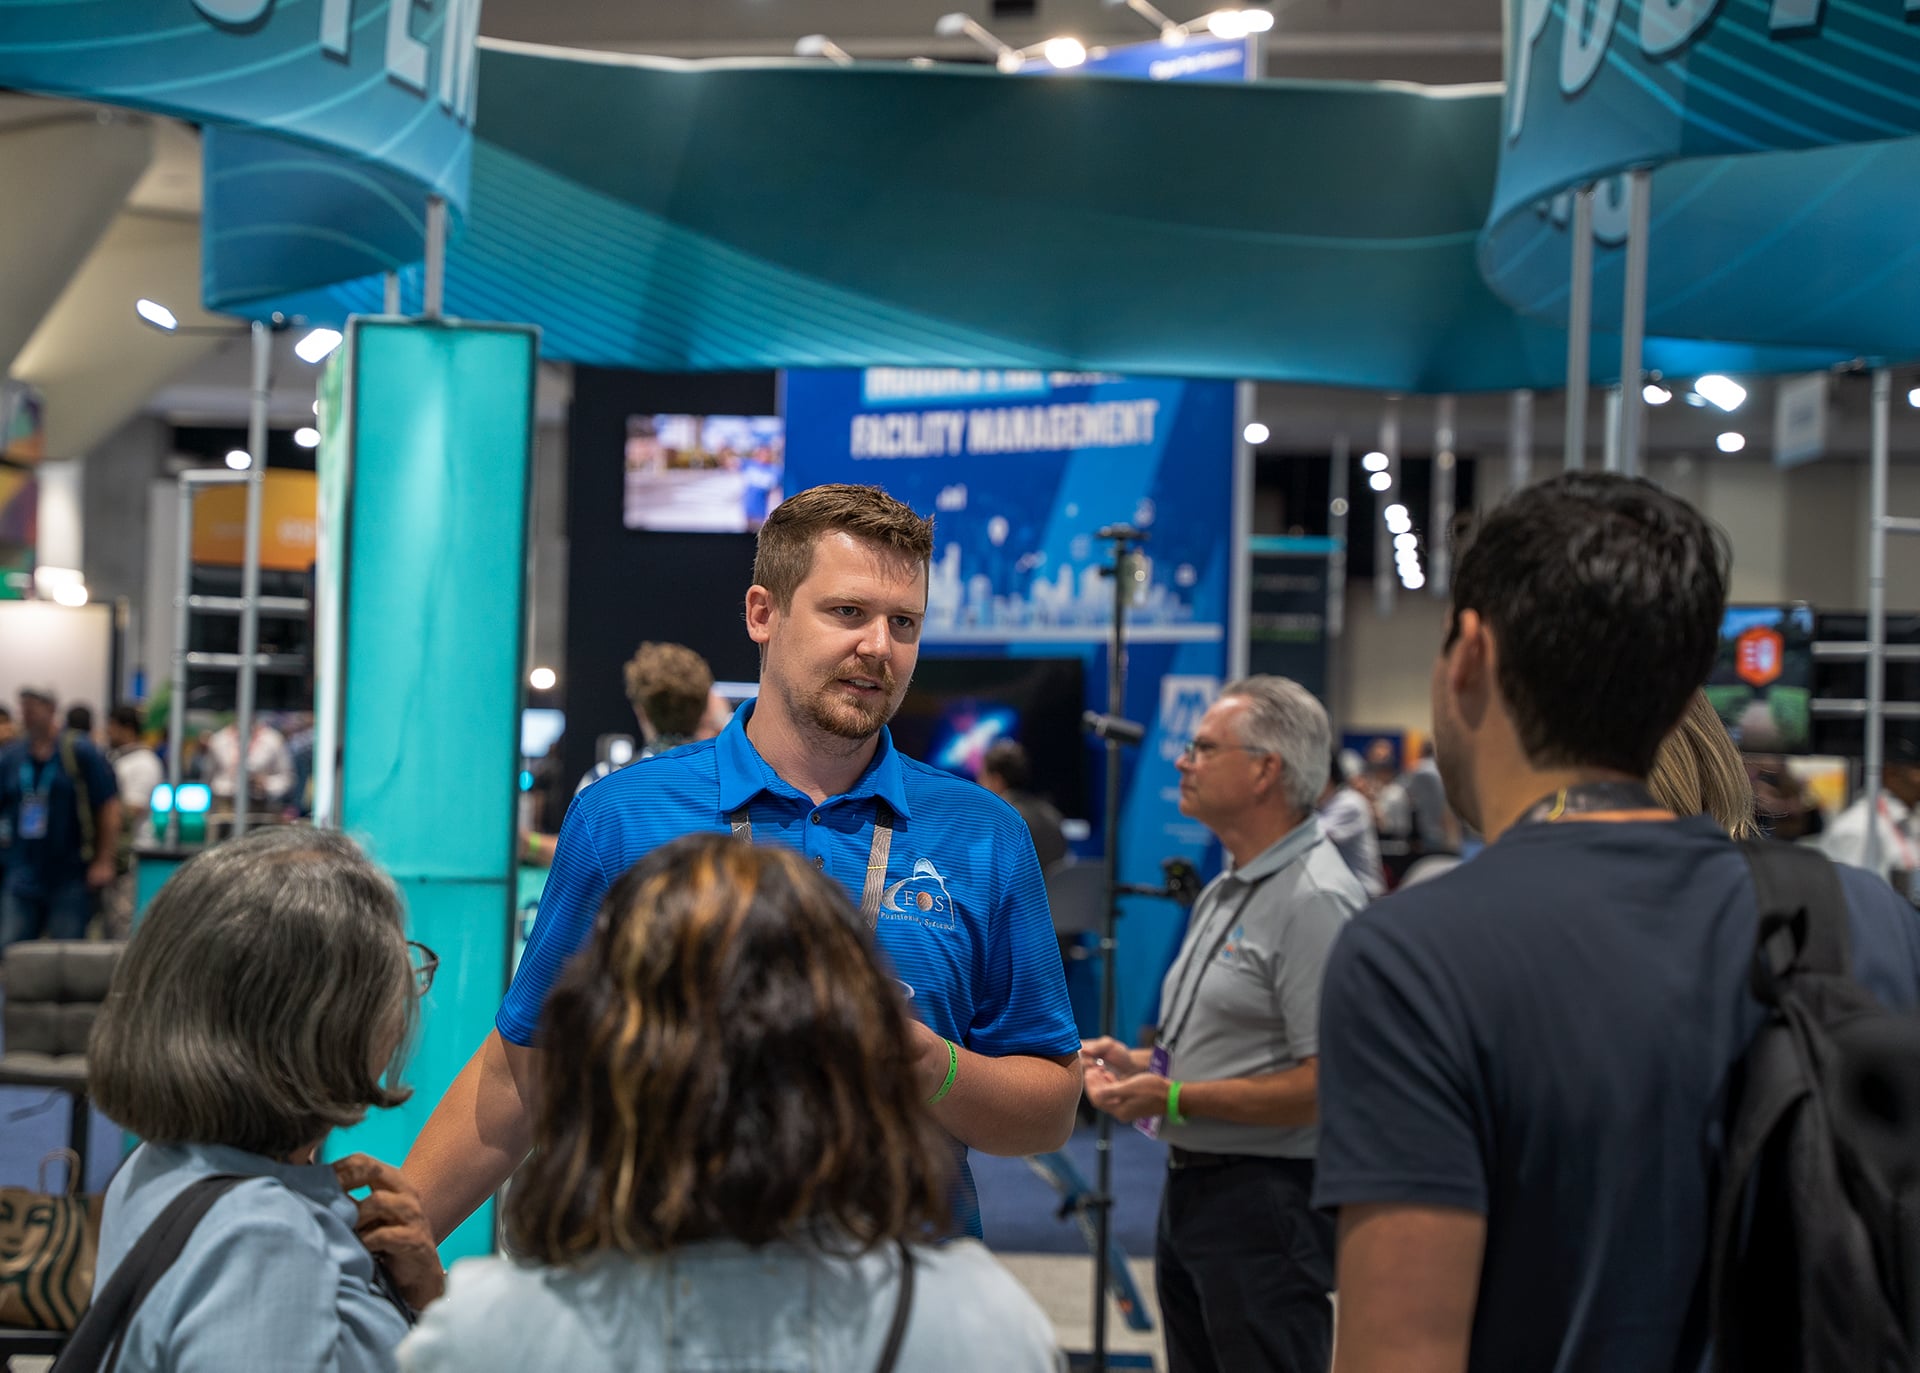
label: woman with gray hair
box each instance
[86,827,443,1372]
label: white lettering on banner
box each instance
[319,0,354,57]
[848,399,1162,459]
[387,0,430,92]
[849,411,969,458]
[1147,48,1243,80]
[1560,0,1622,98]
[1509,0,1915,143]
[1642,0,1723,56]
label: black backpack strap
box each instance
[871,1241,916,1373]
[1738,840,1851,1005]
[53,1174,247,1373]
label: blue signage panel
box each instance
[786,368,1237,1038]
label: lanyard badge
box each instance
[1135,1044,1173,1139]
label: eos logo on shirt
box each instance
[883,859,958,930]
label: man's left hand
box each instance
[1085,1065,1174,1124]
[85,857,115,891]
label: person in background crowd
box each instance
[1319,745,1385,898]
[1402,740,1459,857]
[979,738,1070,874]
[399,835,1059,1373]
[409,484,1081,1245]
[1647,690,1758,839]
[1748,755,1824,842]
[1810,734,1920,899]
[700,688,736,741]
[576,641,716,796]
[65,703,95,741]
[0,686,119,947]
[1357,739,1411,840]
[204,716,296,813]
[103,704,163,938]
[1084,676,1362,1373]
[1314,473,1920,1373]
[0,706,15,749]
[89,828,443,1372]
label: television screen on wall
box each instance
[888,656,1088,817]
[1707,604,1816,754]
[622,413,784,533]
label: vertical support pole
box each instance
[1617,168,1653,477]
[423,196,448,321]
[233,320,271,837]
[1432,395,1457,597]
[1375,403,1399,618]
[1328,433,1349,642]
[1509,389,1535,492]
[384,271,402,315]
[1866,368,1891,876]
[1229,382,1256,681]
[1603,386,1624,473]
[1566,187,1594,470]
[166,482,195,848]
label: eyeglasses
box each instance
[407,941,440,997]
[1178,739,1273,765]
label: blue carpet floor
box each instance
[973,1122,1166,1257]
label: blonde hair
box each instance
[1649,690,1758,838]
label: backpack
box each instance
[1709,841,1920,1373]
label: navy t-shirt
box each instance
[0,735,116,892]
[1315,816,1920,1373]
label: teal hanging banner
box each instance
[0,0,480,310]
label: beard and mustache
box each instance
[786,657,906,742]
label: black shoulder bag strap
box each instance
[60,731,95,864]
[54,1174,246,1373]
[1740,839,1850,1005]
[871,1240,916,1373]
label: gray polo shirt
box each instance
[1156,817,1364,1159]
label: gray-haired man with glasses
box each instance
[1083,675,1364,1373]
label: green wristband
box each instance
[928,1037,959,1105]
[1166,1079,1187,1126]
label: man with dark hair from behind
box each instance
[1316,473,1920,1373]
[978,739,1069,873]
[64,703,94,740]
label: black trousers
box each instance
[1155,1154,1336,1373]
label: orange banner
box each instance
[192,470,319,571]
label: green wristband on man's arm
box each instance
[1167,1079,1187,1126]
[928,1036,959,1105]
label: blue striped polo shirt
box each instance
[498,701,1080,1231]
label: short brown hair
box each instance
[1649,689,1758,839]
[90,828,415,1157]
[507,834,951,1263]
[751,484,934,611]
[623,642,713,739]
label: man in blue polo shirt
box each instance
[406,484,1084,1240]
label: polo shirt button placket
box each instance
[813,856,825,871]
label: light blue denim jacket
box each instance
[95,1142,411,1373]
[399,1238,1060,1373]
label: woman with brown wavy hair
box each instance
[399,834,1059,1373]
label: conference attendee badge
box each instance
[1135,1044,1173,1140]
[18,793,49,841]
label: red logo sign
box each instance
[1736,627,1785,688]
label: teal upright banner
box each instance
[316,318,536,1262]
[0,0,479,307]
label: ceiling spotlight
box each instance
[294,328,343,364]
[1362,451,1389,472]
[794,34,855,64]
[529,667,557,691]
[1907,386,1920,409]
[1243,422,1271,445]
[1643,383,1672,405]
[1206,8,1250,37]
[1241,6,1275,31]
[1694,374,1748,413]
[1384,503,1408,522]
[293,426,320,449]
[1403,573,1426,590]
[225,449,252,470]
[1368,471,1392,492]
[938,11,1021,67]
[1716,431,1746,453]
[1043,36,1088,67]
[135,298,179,332]
[1394,532,1418,552]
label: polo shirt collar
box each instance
[1226,815,1323,882]
[714,700,912,820]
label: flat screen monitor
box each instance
[888,657,1088,817]
[1706,604,1815,754]
[521,708,565,759]
[622,413,784,533]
